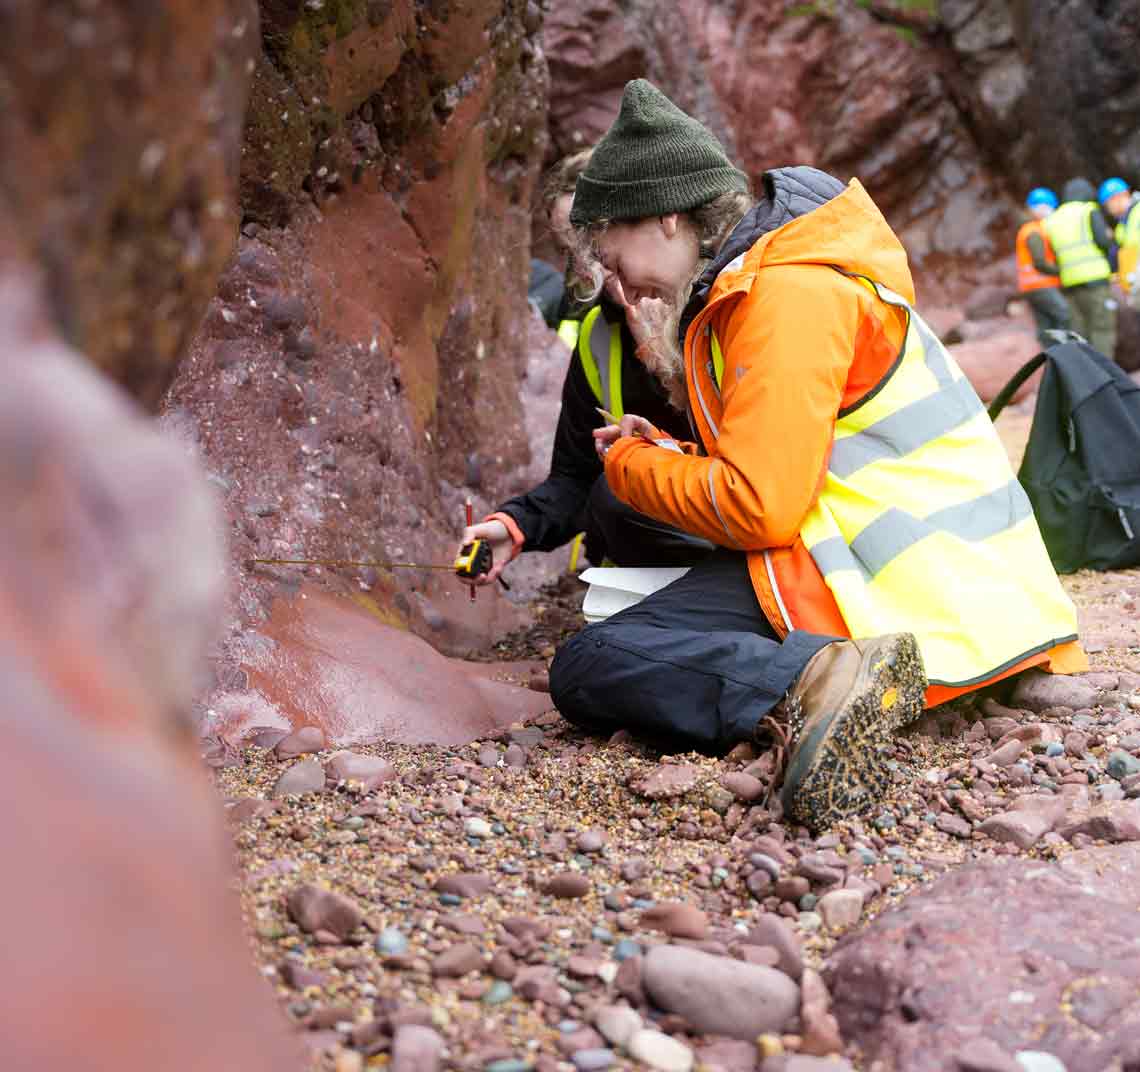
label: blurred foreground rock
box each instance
[826,844,1140,1071]
[0,279,300,1069]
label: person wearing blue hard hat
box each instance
[1044,178,1117,358]
[1016,188,1070,344]
[1100,177,1139,311]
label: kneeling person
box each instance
[550,80,1086,830]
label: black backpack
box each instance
[987,336,1140,573]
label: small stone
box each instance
[639,902,709,940]
[273,758,326,797]
[745,914,803,981]
[1107,750,1140,781]
[286,884,362,940]
[593,1005,643,1048]
[626,1030,694,1072]
[799,912,823,933]
[543,873,591,898]
[571,1049,615,1072]
[433,873,492,900]
[377,928,409,956]
[979,811,1052,850]
[817,889,864,930]
[432,943,482,977]
[632,763,700,800]
[392,1024,444,1072]
[1014,1053,1067,1072]
[490,950,517,980]
[275,726,326,759]
[324,751,396,791]
[613,939,641,962]
[483,980,513,1006]
[504,743,527,767]
[936,813,973,838]
[955,1037,1021,1072]
[1045,742,1065,758]
[989,740,1025,767]
[1010,671,1098,713]
[577,830,606,853]
[465,817,493,838]
[643,945,799,1040]
[485,1061,532,1072]
[722,772,765,802]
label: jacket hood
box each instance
[681,166,846,337]
[1062,178,1097,203]
[738,177,915,303]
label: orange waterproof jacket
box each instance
[604,180,1085,706]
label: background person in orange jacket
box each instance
[548,80,1085,832]
[1016,187,1072,345]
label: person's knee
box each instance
[549,628,604,724]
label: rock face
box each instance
[826,845,1140,1071]
[544,0,1014,302]
[166,1,569,702]
[544,0,1140,308]
[940,0,1140,196]
[0,0,257,407]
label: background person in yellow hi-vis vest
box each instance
[461,151,708,589]
[1014,188,1071,345]
[1044,178,1118,359]
[1100,177,1140,312]
[547,79,1085,832]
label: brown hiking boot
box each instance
[777,633,926,831]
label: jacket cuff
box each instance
[485,511,525,561]
[603,436,653,503]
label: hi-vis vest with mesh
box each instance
[1115,201,1140,293]
[1015,219,1060,292]
[561,304,626,418]
[1044,201,1112,287]
[707,273,1080,688]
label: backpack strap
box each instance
[987,352,1047,422]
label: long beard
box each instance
[635,286,690,413]
[638,334,688,413]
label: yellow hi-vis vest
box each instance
[576,304,625,418]
[1044,201,1112,287]
[1115,201,1140,293]
[709,273,1080,688]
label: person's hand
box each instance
[606,275,675,353]
[456,519,512,587]
[593,413,656,459]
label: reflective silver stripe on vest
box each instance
[590,308,617,413]
[810,478,1033,580]
[829,378,985,480]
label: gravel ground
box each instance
[216,553,1140,1072]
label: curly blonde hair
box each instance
[566,188,754,304]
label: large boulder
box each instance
[825,845,1140,1071]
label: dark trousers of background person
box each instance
[1064,280,1118,360]
[550,549,836,750]
[1025,288,1072,347]
[582,475,714,567]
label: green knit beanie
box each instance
[569,79,748,226]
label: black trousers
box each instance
[550,549,835,750]
[582,474,715,567]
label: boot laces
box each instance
[755,691,803,804]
